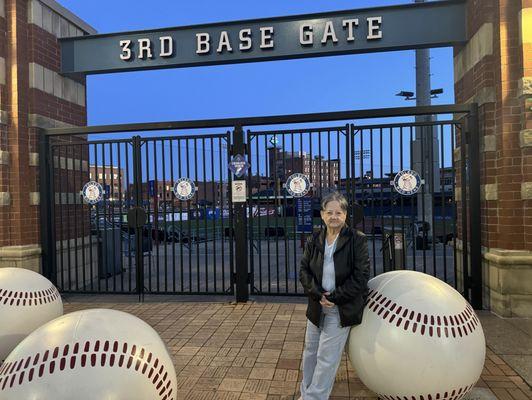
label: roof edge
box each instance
[40,0,97,34]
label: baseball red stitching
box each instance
[366,289,480,338]
[379,383,475,400]
[0,340,174,400]
[0,287,60,307]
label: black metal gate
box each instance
[41,132,234,295]
[246,126,350,295]
[40,104,481,307]
[245,119,467,296]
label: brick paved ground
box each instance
[63,301,532,400]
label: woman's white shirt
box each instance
[321,234,339,293]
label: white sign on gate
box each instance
[232,180,246,203]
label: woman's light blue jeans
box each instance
[300,306,350,400]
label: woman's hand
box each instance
[320,292,335,308]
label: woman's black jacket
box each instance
[299,226,370,328]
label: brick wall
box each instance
[454,0,531,252]
[0,1,8,247]
[0,0,92,251]
[522,2,532,248]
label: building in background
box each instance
[88,165,124,201]
[130,180,229,208]
[267,148,339,189]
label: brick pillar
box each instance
[454,0,532,316]
[0,0,94,271]
[0,1,9,251]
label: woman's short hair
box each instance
[320,191,349,213]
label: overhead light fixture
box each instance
[396,91,415,100]
[396,88,444,100]
[430,88,444,98]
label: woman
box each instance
[298,191,370,400]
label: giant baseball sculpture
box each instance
[0,309,177,400]
[348,271,485,400]
[0,268,63,362]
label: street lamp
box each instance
[396,90,415,100]
[396,88,444,100]
[429,88,443,98]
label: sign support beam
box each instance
[60,0,466,76]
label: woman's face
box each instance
[320,200,347,230]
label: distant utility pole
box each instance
[413,0,440,235]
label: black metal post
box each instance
[233,125,249,302]
[460,121,469,303]
[467,104,482,309]
[38,130,55,283]
[39,130,53,281]
[132,136,145,301]
[346,124,352,225]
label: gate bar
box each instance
[468,104,482,309]
[233,125,249,302]
[132,136,145,301]
[44,104,474,136]
[38,129,55,283]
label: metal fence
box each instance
[245,121,462,296]
[351,121,460,283]
[43,133,234,296]
[39,104,481,307]
[246,126,349,295]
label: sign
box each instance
[228,154,250,178]
[285,173,311,198]
[252,206,277,217]
[148,180,156,197]
[81,181,104,204]
[269,136,279,146]
[189,209,203,219]
[232,180,247,203]
[205,208,224,220]
[394,233,404,250]
[173,177,196,200]
[60,1,466,75]
[296,198,313,233]
[392,169,423,196]
[149,212,189,222]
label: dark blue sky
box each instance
[58,0,455,127]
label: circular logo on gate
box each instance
[285,173,311,197]
[81,181,104,204]
[173,178,196,201]
[393,169,422,196]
